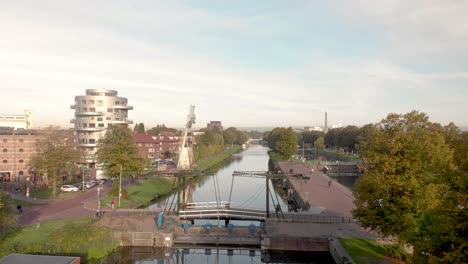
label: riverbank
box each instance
[101,145,243,209]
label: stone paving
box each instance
[277,161,355,216]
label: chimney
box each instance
[325,112,328,133]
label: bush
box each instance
[384,244,407,260]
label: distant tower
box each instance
[324,112,328,133]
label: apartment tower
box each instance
[70,89,133,178]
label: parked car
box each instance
[84,181,97,189]
[61,185,79,192]
[73,183,84,190]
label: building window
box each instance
[138,143,142,147]
[19,148,24,152]
[97,100,103,106]
[2,160,7,164]
[115,101,120,105]
[107,108,113,113]
[19,138,24,143]
[19,159,24,163]
[98,123,104,127]
[89,123,95,128]
[19,171,24,176]
[82,100,86,104]
[82,108,87,112]
[148,148,155,152]
[106,117,111,120]
[2,139,7,143]
[90,108,96,112]
[88,100,94,104]
[97,118,103,121]
[89,139,96,144]
[83,123,88,128]
[2,149,6,152]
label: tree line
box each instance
[264,111,467,262]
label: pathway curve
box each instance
[18,184,111,226]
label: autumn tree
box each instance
[314,136,325,150]
[96,125,145,181]
[29,126,80,196]
[353,111,454,239]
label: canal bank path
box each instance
[277,161,355,216]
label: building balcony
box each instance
[70,104,76,109]
[75,111,105,116]
[76,127,106,132]
[77,143,97,147]
[113,105,134,110]
[111,119,133,124]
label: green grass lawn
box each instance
[102,177,176,208]
[0,218,117,262]
[339,238,387,264]
[28,189,52,199]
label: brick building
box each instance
[0,128,38,182]
[133,132,181,161]
[207,121,223,132]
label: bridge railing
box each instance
[278,213,355,224]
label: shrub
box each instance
[384,244,407,260]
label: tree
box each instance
[267,127,298,160]
[353,111,454,239]
[314,136,325,150]
[147,124,179,136]
[29,126,80,196]
[96,125,145,181]
[137,123,145,133]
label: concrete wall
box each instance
[261,236,329,252]
[113,231,173,247]
[328,237,355,264]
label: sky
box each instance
[1,0,467,129]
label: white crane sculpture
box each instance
[177,105,196,170]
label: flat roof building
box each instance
[0,110,33,129]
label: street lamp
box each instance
[118,164,122,207]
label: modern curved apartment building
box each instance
[70,89,133,178]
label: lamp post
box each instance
[118,164,122,207]
[82,166,85,191]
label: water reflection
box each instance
[101,247,335,264]
[148,146,288,220]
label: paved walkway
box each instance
[277,161,355,216]
[1,191,51,204]
[17,185,111,226]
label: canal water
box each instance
[103,145,336,263]
[148,145,289,225]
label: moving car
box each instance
[60,185,79,192]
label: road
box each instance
[17,184,111,226]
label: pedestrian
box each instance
[328,179,332,188]
[111,200,115,209]
[17,205,23,215]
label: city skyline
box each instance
[1,1,467,128]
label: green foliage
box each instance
[195,145,241,172]
[222,127,248,145]
[325,125,362,151]
[313,136,325,150]
[147,124,179,136]
[266,127,298,160]
[194,130,225,161]
[107,179,129,200]
[0,218,115,261]
[29,126,80,196]
[353,110,468,262]
[298,131,324,146]
[383,244,407,260]
[133,122,145,133]
[97,125,145,179]
[0,194,17,234]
